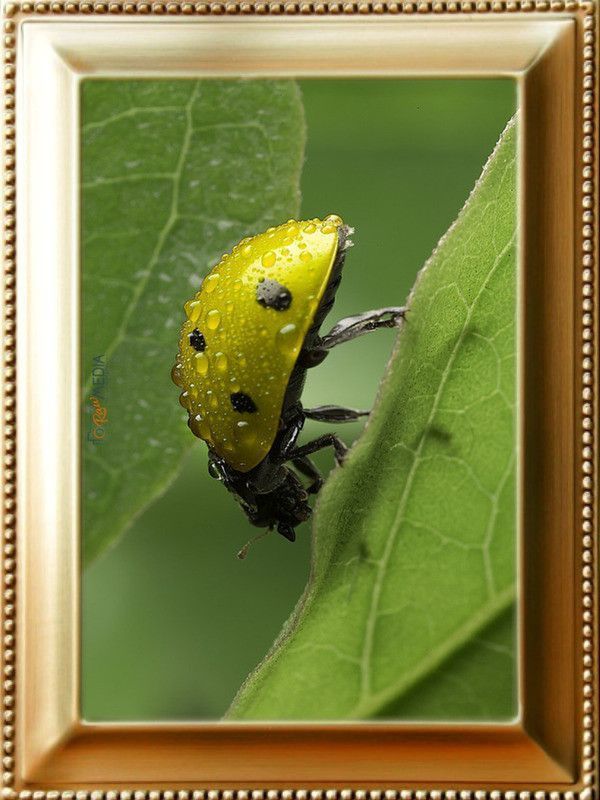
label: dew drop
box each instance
[262,251,276,268]
[215,351,228,373]
[300,251,312,263]
[178,391,190,409]
[194,352,209,376]
[276,323,300,355]
[207,309,221,330]
[171,363,183,386]
[304,222,316,234]
[184,299,202,323]
[242,244,253,257]
[203,273,220,294]
[191,413,212,441]
[235,419,257,447]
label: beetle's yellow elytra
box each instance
[172,216,344,472]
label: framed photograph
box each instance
[1,0,598,796]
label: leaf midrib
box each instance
[356,228,516,713]
[351,584,515,719]
[82,82,200,397]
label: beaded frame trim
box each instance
[0,1,597,797]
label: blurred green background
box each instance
[82,78,516,721]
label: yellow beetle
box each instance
[172,215,405,547]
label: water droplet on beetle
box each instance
[207,309,221,330]
[300,251,312,263]
[215,352,228,373]
[178,391,190,409]
[185,299,202,323]
[190,413,212,441]
[235,419,256,447]
[194,352,209,376]
[203,273,220,293]
[262,251,276,268]
[276,323,299,355]
[171,363,183,385]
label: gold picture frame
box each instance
[0,3,598,796]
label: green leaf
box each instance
[227,117,518,721]
[81,79,305,565]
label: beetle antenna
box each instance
[236,529,271,560]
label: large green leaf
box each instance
[227,117,518,720]
[81,79,305,565]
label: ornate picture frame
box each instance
[1,3,598,797]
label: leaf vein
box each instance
[359,230,516,702]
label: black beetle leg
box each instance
[304,405,369,423]
[319,306,407,350]
[287,433,349,466]
[277,522,296,542]
[273,412,305,463]
[291,455,324,494]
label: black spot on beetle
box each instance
[256,279,292,311]
[231,392,258,413]
[189,328,206,352]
